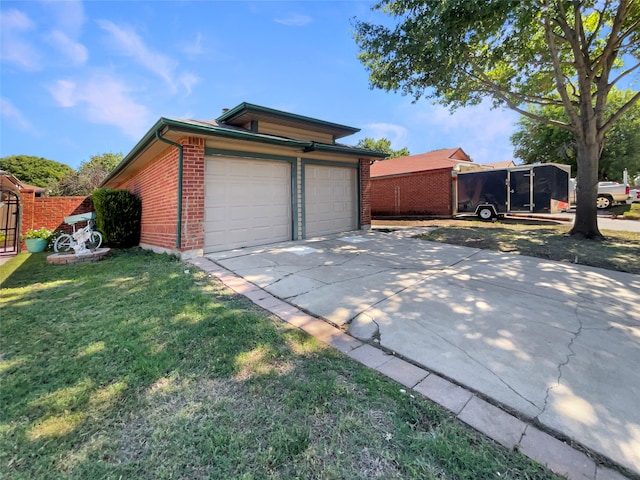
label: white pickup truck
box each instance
[597,181,630,209]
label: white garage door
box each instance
[305,165,357,237]
[204,157,291,252]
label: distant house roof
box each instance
[0,171,46,196]
[484,160,516,169]
[371,147,475,178]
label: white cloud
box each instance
[0,97,32,130]
[182,33,205,58]
[0,9,41,70]
[49,75,152,139]
[275,14,313,27]
[48,30,88,65]
[179,72,200,95]
[362,123,409,149]
[98,19,197,95]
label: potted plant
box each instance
[22,227,54,253]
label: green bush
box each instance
[91,189,142,248]
[623,203,640,220]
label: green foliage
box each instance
[356,137,410,159]
[511,89,640,182]
[21,227,53,241]
[0,155,73,187]
[624,203,640,220]
[51,152,123,196]
[91,189,141,248]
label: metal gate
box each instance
[509,170,533,212]
[0,190,20,254]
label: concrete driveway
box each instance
[206,227,640,476]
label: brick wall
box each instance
[20,190,93,249]
[360,159,371,226]
[180,137,205,251]
[112,136,205,252]
[371,168,453,217]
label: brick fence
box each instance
[20,188,93,250]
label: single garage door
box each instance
[204,156,291,252]
[305,164,357,237]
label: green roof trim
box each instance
[216,102,361,138]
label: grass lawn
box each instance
[0,249,563,479]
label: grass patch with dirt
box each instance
[374,218,640,274]
[0,249,563,479]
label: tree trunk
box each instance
[570,136,605,240]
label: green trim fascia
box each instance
[216,102,360,136]
[205,148,297,164]
[301,158,359,169]
[161,118,310,148]
[305,142,388,158]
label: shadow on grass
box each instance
[0,249,563,479]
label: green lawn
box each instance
[1,250,563,479]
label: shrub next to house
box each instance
[92,189,142,248]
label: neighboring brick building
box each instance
[370,148,481,217]
[101,102,386,258]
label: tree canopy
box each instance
[52,152,123,196]
[511,88,640,181]
[356,137,410,158]
[354,0,640,239]
[0,155,73,187]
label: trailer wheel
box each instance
[478,207,495,221]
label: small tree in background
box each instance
[91,189,141,248]
[54,152,123,196]
[356,138,410,159]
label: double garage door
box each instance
[204,157,357,253]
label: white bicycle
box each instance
[54,213,103,253]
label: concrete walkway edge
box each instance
[188,256,633,480]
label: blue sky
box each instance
[1,0,520,170]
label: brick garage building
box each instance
[101,102,386,258]
[370,148,481,217]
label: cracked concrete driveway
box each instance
[206,227,640,476]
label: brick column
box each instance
[360,159,371,227]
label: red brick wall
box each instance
[371,168,453,216]
[111,136,205,252]
[180,137,205,251]
[360,159,371,226]
[20,191,93,249]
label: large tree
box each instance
[511,88,640,181]
[354,0,640,239]
[356,137,411,158]
[0,155,73,187]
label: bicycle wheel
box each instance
[54,234,74,252]
[87,231,103,250]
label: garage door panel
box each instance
[305,165,357,237]
[205,157,291,252]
